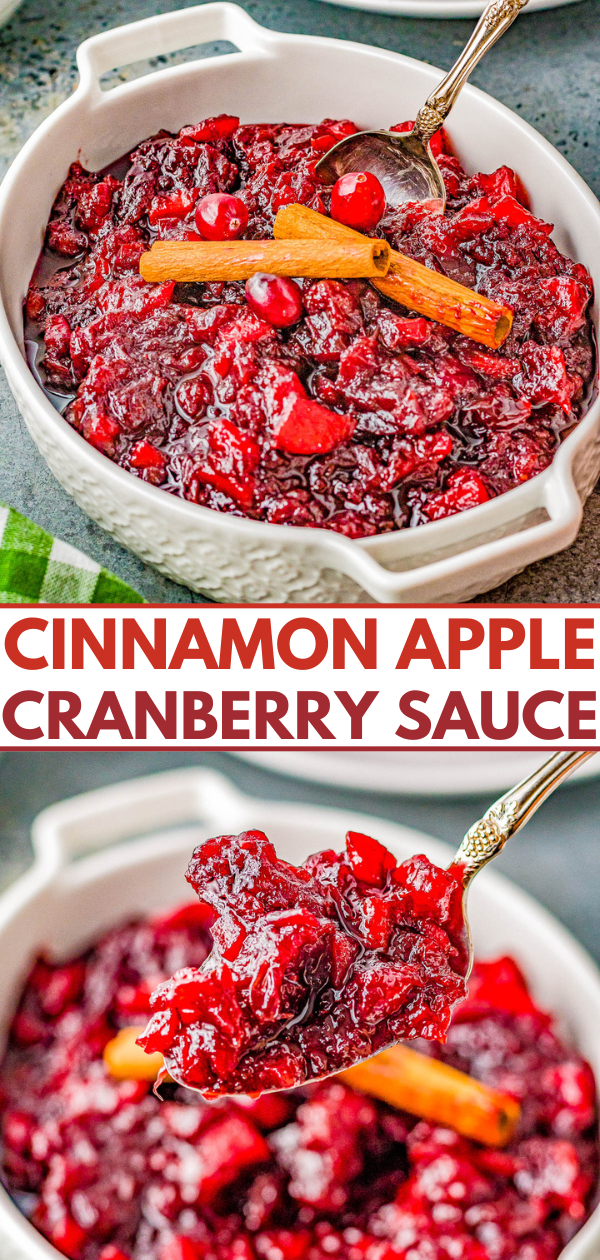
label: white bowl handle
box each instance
[30,767,251,876]
[339,458,583,602]
[76,2,272,99]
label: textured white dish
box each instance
[231,749,600,795]
[0,4,599,603]
[0,767,598,1259]
[315,0,583,19]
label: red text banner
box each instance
[0,605,598,749]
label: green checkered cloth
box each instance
[0,503,144,604]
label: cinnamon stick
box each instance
[139,237,391,283]
[274,203,513,349]
[339,1044,521,1147]
[106,1026,520,1148]
[104,1026,166,1082]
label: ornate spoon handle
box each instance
[414,0,530,146]
[449,750,596,888]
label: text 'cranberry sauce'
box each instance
[25,115,595,538]
[138,830,468,1095]
[0,901,597,1260]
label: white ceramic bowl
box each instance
[0,5,599,603]
[0,768,598,1260]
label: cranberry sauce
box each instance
[24,116,595,538]
[139,830,468,1096]
[0,902,596,1260]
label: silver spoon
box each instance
[450,749,595,979]
[316,0,529,212]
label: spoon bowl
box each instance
[316,0,530,208]
[315,128,446,212]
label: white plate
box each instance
[232,749,600,795]
[0,767,598,1259]
[316,0,582,17]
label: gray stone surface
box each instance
[0,750,598,964]
[0,0,599,601]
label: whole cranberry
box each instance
[245,273,304,327]
[195,193,248,240]
[330,171,386,231]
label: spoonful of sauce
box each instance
[129,750,592,1099]
[315,0,529,211]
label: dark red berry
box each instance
[49,1215,87,1259]
[148,189,198,224]
[194,193,248,240]
[245,273,303,327]
[330,171,386,231]
[2,1109,34,1153]
[129,440,167,471]
[160,1240,202,1260]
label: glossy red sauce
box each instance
[139,830,468,1094]
[0,888,597,1260]
[24,116,596,537]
